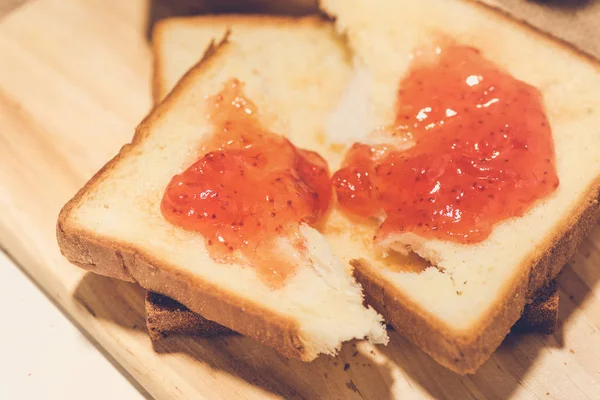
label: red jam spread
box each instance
[333,44,559,244]
[161,79,331,287]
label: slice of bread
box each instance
[146,15,561,340]
[319,0,600,373]
[57,16,388,361]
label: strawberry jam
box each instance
[333,44,559,244]
[161,79,331,287]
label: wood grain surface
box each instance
[0,0,26,19]
[1,0,600,399]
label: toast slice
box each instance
[146,15,561,340]
[57,16,388,361]
[319,0,600,373]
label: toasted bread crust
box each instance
[57,39,316,361]
[145,292,234,340]
[513,281,559,335]
[353,183,600,374]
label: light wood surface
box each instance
[0,0,26,19]
[1,0,600,399]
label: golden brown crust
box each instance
[57,40,315,361]
[146,292,234,340]
[513,281,559,335]
[353,182,600,374]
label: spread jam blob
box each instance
[333,44,559,244]
[161,79,331,287]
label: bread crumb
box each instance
[570,349,575,354]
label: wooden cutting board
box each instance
[1,0,600,399]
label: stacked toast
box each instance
[58,0,600,374]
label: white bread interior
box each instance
[60,18,387,361]
[153,15,351,155]
[319,0,600,333]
